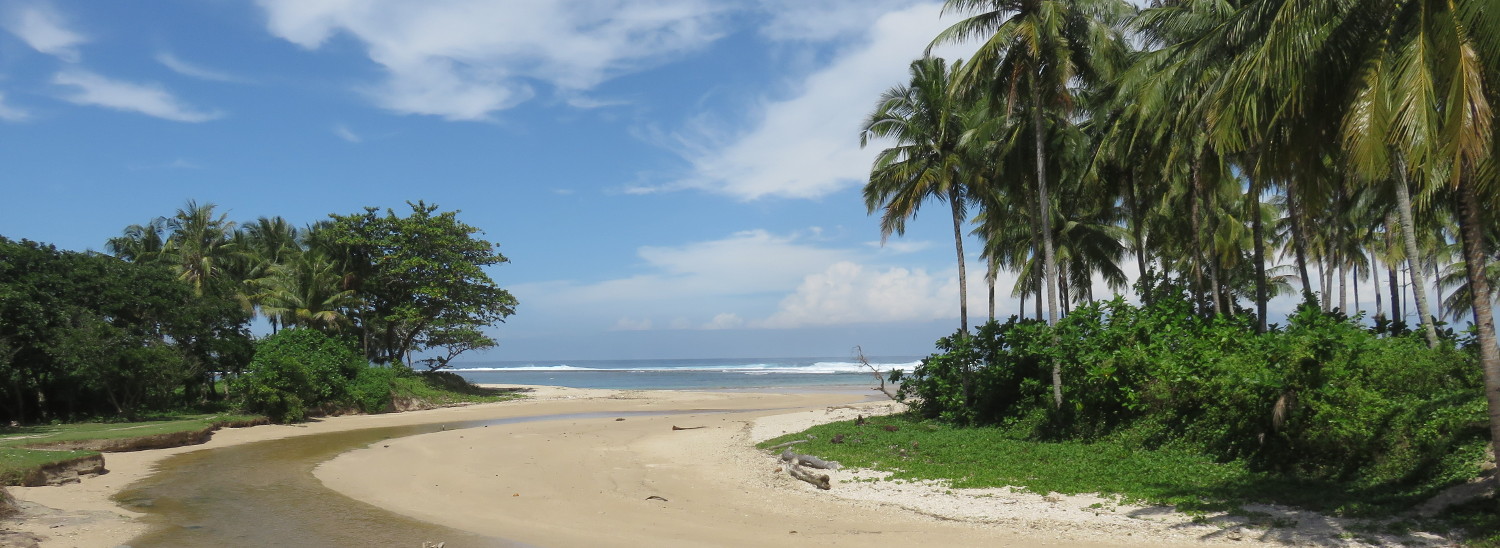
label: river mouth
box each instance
[113,410,761,547]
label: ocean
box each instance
[448,356,924,391]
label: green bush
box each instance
[895,285,1486,491]
[347,364,403,413]
[231,329,363,422]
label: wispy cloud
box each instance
[156,52,246,83]
[661,2,979,200]
[0,92,29,121]
[332,123,362,143]
[52,69,222,122]
[866,240,933,254]
[255,0,729,121]
[2,1,86,62]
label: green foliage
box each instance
[325,201,516,365]
[895,286,1485,499]
[0,236,251,423]
[347,364,403,413]
[759,414,1476,519]
[231,329,362,422]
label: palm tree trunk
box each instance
[1393,169,1440,347]
[1386,216,1402,320]
[1251,174,1268,332]
[1456,177,1500,473]
[1031,84,1062,411]
[1128,172,1151,306]
[1190,154,1207,315]
[949,186,969,333]
[1374,254,1385,321]
[1287,184,1316,306]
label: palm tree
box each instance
[165,201,237,297]
[932,0,1132,410]
[862,56,989,333]
[106,217,170,264]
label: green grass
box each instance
[0,447,99,485]
[392,371,528,406]
[0,413,263,449]
[758,414,1482,520]
[0,412,262,486]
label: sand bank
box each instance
[5,386,1449,547]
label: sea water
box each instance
[449,356,923,391]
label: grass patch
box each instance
[0,447,99,485]
[0,413,263,449]
[0,412,261,486]
[391,371,528,407]
[758,414,1484,519]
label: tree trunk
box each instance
[1393,170,1440,347]
[1374,254,1385,321]
[1128,172,1151,306]
[1386,216,1402,320]
[1251,175,1268,333]
[1031,83,1062,411]
[949,186,969,333]
[1190,153,1207,315]
[1455,177,1500,474]
[987,260,996,322]
[1287,185,1316,306]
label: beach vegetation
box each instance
[851,0,1500,526]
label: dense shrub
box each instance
[347,364,405,413]
[894,286,1486,489]
[232,329,363,422]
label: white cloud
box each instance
[156,52,246,83]
[759,261,959,328]
[2,2,85,62]
[255,0,728,120]
[52,69,222,122]
[867,240,933,254]
[333,123,362,143]
[702,312,744,330]
[755,0,920,42]
[666,2,978,200]
[0,92,29,121]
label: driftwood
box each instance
[671,425,705,431]
[784,463,831,490]
[855,345,900,400]
[764,439,809,451]
[780,449,841,470]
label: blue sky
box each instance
[0,0,1354,362]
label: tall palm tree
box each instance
[862,56,989,333]
[106,217,170,264]
[933,0,1132,410]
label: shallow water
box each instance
[116,411,697,547]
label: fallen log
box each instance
[780,449,841,470]
[785,463,831,490]
[671,425,705,431]
[764,439,809,452]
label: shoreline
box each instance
[3,385,1449,547]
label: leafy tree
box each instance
[231,328,362,422]
[325,202,517,365]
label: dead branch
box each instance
[671,425,705,430]
[854,345,900,400]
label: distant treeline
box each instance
[0,201,515,423]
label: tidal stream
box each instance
[115,410,707,547]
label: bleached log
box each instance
[785,463,831,490]
[780,449,841,470]
[764,439,809,452]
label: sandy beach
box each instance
[3,386,1446,547]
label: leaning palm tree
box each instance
[861,56,990,333]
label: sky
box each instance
[0,0,1412,362]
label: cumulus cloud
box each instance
[52,69,222,122]
[0,92,29,121]
[2,2,85,62]
[663,2,978,200]
[156,52,246,83]
[759,261,959,328]
[255,0,727,120]
[754,0,922,42]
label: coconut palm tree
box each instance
[862,56,991,333]
[164,201,237,297]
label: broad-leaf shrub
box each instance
[894,284,1485,488]
[232,329,362,422]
